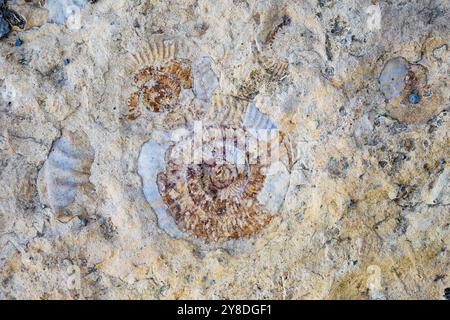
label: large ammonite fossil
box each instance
[138,96,291,245]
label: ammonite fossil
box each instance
[250,9,291,84]
[37,130,95,222]
[126,39,193,119]
[156,126,274,242]
[238,51,288,99]
[138,96,291,245]
[265,15,291,45]
[238,16,290,100]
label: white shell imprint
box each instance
[45,0,87,24]
[244,102,277,130]
[257,161,291,213]
[192,56,219,101]
[138,136,185,239]
[40,130,95,221]
[379,57,409,100]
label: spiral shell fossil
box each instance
[256,53,289,80]
[238,42,289,99]
[126,39,193,119]
[138,96,290,245]
[38,130,95,222]
[250,9,290,87]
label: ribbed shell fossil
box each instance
[38,130,95,222]
[206,95,248,126]
[379,56,448,124]
[126,40,193,119]
[256,54,288,79]
[265,15,291,45]
[250,9,290,89]
[238,43,289,99]
[256,5,290,49]
[138,96,290,244]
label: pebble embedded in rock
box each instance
[0,17,10,38]
[408,91,420,104]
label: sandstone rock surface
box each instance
[0,0,449,300]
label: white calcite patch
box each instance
[45,0,87,25]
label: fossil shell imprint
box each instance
[205,95,248,126]
[138,96,290,244]
[256,53,288,79]
[255,12,290,77]
[379,56,448,124]
[379,57,410,100]
[192,56,219,102]
[38,130,95,222]
[126,39,193,119]
[251,10,290,84]
[237,41,289,99]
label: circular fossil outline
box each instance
[138,97,291,247]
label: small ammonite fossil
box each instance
[138,96,291,245]
[126,39,193,120]
[238,41,289,99]
[265,15,291,45]
[127,60,192,118]
[243,10,290,95]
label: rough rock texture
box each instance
[0,0,449,300]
